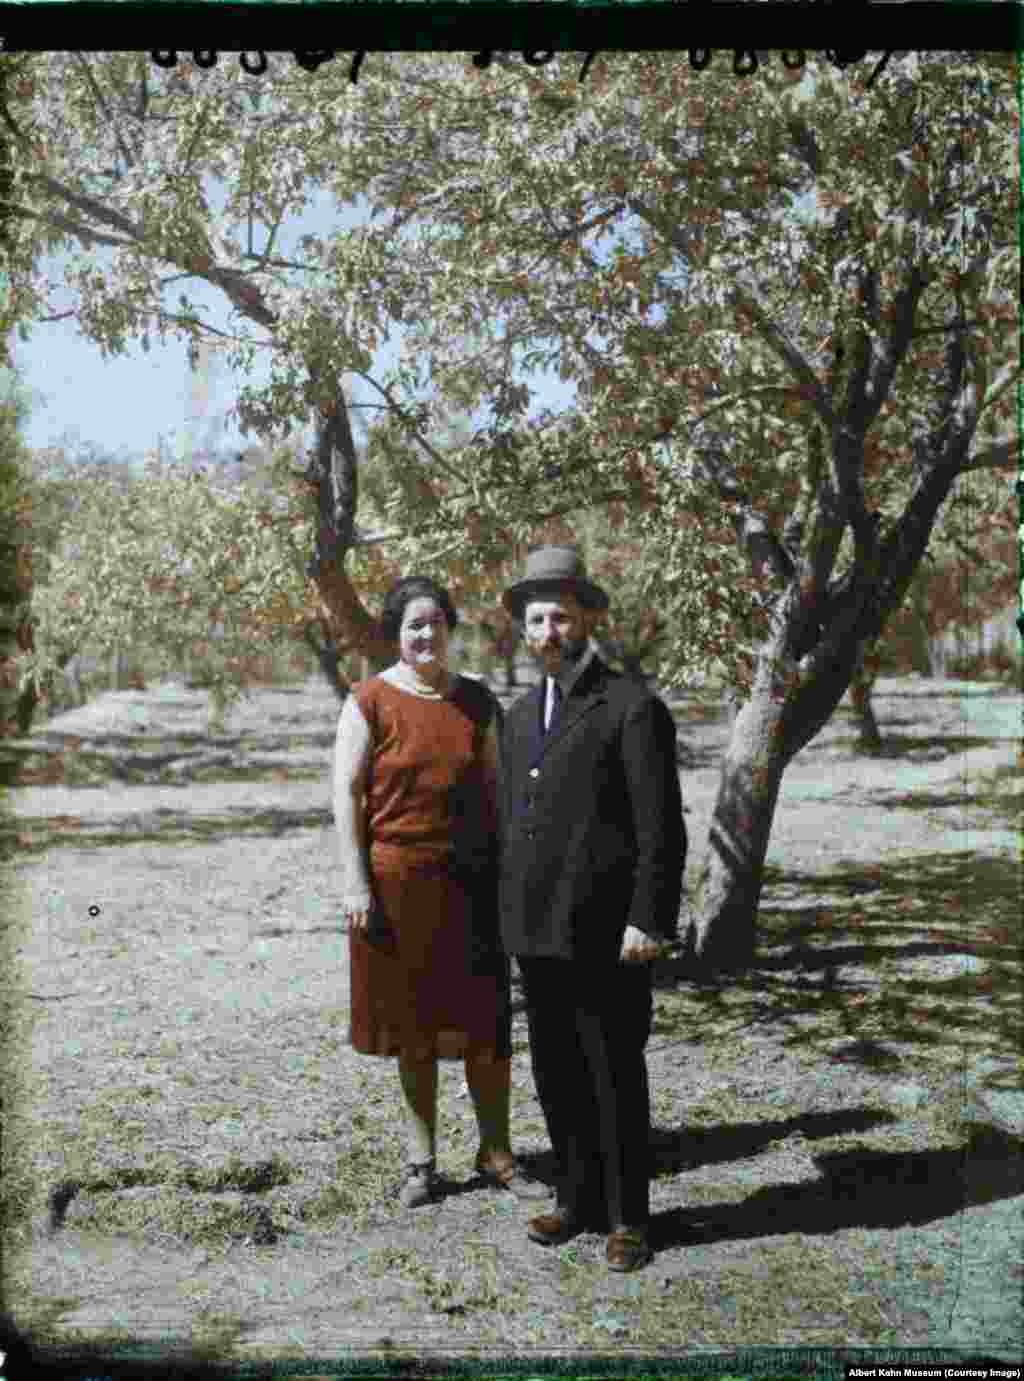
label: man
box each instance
[497,544,686,1272]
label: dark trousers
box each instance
[516,954,653,1231]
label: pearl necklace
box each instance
[388,660,454,699]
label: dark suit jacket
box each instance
[497,654,686,965]
[445,677,507,979]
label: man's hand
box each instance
[620,925,668,964]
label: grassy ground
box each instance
[1,680,1021,1361]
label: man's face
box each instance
[523,590,592,678]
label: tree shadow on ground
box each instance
[511,1109,898,1193]
[818,733,1006,759]
[649,1122,1023,1250]
[0,726,340,789]
[512,1111,1023,1251]
[2,805,334,854]
[656,851,1021,1082]
[862,787,1021,814]
[648,1107,898,1174]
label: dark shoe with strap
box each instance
[475,1150,549,1201]
[606,1226,652,1272]
[526,1205,583,1246]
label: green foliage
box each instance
[0,370,33,535]
[14,442,328,716]
[4,51,1017,711]
[0,371,39,734]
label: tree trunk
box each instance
[849,671,882,751]
[0,524,39,739]
[300,620,362,704]
[66,654,86,707]
[303,385,397,674]
[687,674,789,975]
[0,616,39,736]
[908,568,933,677]
[207,683,227,737]
[689,481,952,973]
[307,631,391,700]
[682,284,966,976]
[722,685,742,730]
[848,639,883,753]
[109,642,124,691]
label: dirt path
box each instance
[1,676,1021,1365]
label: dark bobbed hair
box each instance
[378,576,458,642]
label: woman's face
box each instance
[398,596,451,673]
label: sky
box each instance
[12,190,577,476]
[11,63,816,477]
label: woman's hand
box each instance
[343,906,371,935]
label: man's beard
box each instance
[533,636,588,670]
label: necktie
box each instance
[546,679,563,733]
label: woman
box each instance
[333,576,546,1208]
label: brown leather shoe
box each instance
[606,1227,652,1272]
[475,1151,549,1201]
[526,1207,582,1246]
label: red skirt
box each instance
[348,845,511,1060]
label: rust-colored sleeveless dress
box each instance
[348,674,511,1061]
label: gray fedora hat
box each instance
[502,545,609,619]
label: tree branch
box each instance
[181,101,211,179]
[625,195,707,273]
[5,202,136,251]
[349,369,466,485]
[22,171,280,332]
[843,266,878,421]
[860,265,929,430]
[869,464,958,634]
[524,200,623,279]
[934,291,975,466]
[784,443,953,759]
[728,286,834,427]
[304,382,360,573]
[155,312,236,341]
[153,270,213,290]
[242,252,319,273]
[959,435,1018,473]
[691,440,796,586]
[70,52,135,174]
[736,510,796,585]
[352,526,404,548]
[480,489,643,535]
[978,361,1017,416]
[945,534,991,568]
[911,316,989,338]
[25,171,142,239]
[795,428,846,612]
[785,116,822,177]
[253,200,288,272]
[204,265,277,330]
[660,384,815,444]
